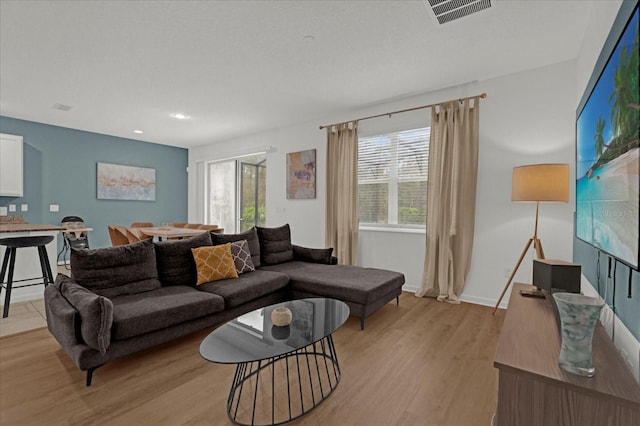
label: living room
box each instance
[1,1,639,424]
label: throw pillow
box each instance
[292,245,334,264]
[191,243,239,285]
[57,274,114,354]
[70,239,162,298]
[256,224,294,266]
[154,232,213,286]
[229,240,256,274]
[211,227,261,268]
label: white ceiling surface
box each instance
[1,1,597,149]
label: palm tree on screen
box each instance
[594,115,606,158]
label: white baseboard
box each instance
[458,294,500,308]
[406,284,503,309]
[402,284,419,293]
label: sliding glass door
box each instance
[239,157,266,232]
[206,154,266,233]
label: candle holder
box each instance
[271,307,292,327]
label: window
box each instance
[206,154,266,233]
[358,127,430,227]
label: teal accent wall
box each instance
[0,116,188,253]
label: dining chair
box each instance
[125,227,153,243]
[108,225,130,246]
[131,222,154,228]
[171,223,188,228]
[184,223,203,229]
[199,224,224,234]
[197,224,219,231]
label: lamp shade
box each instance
[512,163,569,202]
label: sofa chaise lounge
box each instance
[44,224,405,386]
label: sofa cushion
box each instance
[292,245,333,264]
[256,224,294,266]
[261,261,405,305]
[71,239,162,298]
[154,232,212,287]
[110,286,225,340]
[230,240,256,274]
[192,243,238,285]
[57,274,114,354]
[197,269,289,308]
[211,228,261,268]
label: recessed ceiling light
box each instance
[303,35,315,42]
[171,112,189,120]
[133,130,143,134]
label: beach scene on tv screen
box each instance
[576,7,639,267]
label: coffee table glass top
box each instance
[200,298,349,364]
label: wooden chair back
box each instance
[131,222,154,228]
[124,227,152,243]
[108,225,130,246]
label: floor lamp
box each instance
[492,163,569,314]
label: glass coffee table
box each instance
[200,298,350,426]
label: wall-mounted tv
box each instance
[576,1,639,269]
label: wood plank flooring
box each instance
[0,292,505,425]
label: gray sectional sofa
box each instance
[44,224,404,386]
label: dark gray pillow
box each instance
[256,224,294,266]
[70,239,161,298]
[292,245,334,265]
[230,240,256,274]
[57,274,113,354]
[211,228,261,268]
[154,232,212,286]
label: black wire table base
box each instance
[226,334,341,426]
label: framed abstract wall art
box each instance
[286,149,316,199]
[97,162,156,201]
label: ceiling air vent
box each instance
[53,103,72,111]
[425,0,491,25]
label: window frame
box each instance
[357,126,430,231]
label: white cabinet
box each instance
[0,133,24,196]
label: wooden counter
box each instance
[493,283,640,425]
[0,223,64,233]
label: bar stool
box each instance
[0,236,55,318]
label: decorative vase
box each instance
[553,292,605,377]
[271,307,292,327]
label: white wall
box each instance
[466,60,577,306]
[188,0,640,382]
[188,59,577,301]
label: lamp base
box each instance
[519,289,545,298]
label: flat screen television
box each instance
[575,1,639,269]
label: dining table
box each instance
[137,226,208,240]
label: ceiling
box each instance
[0,1,599,149]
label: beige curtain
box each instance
[416,97,480,303]
[325,121,359,265]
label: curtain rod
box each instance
[319,92,487,130]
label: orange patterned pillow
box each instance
[191,243,238,285]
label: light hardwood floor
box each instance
[0,292,505,425]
